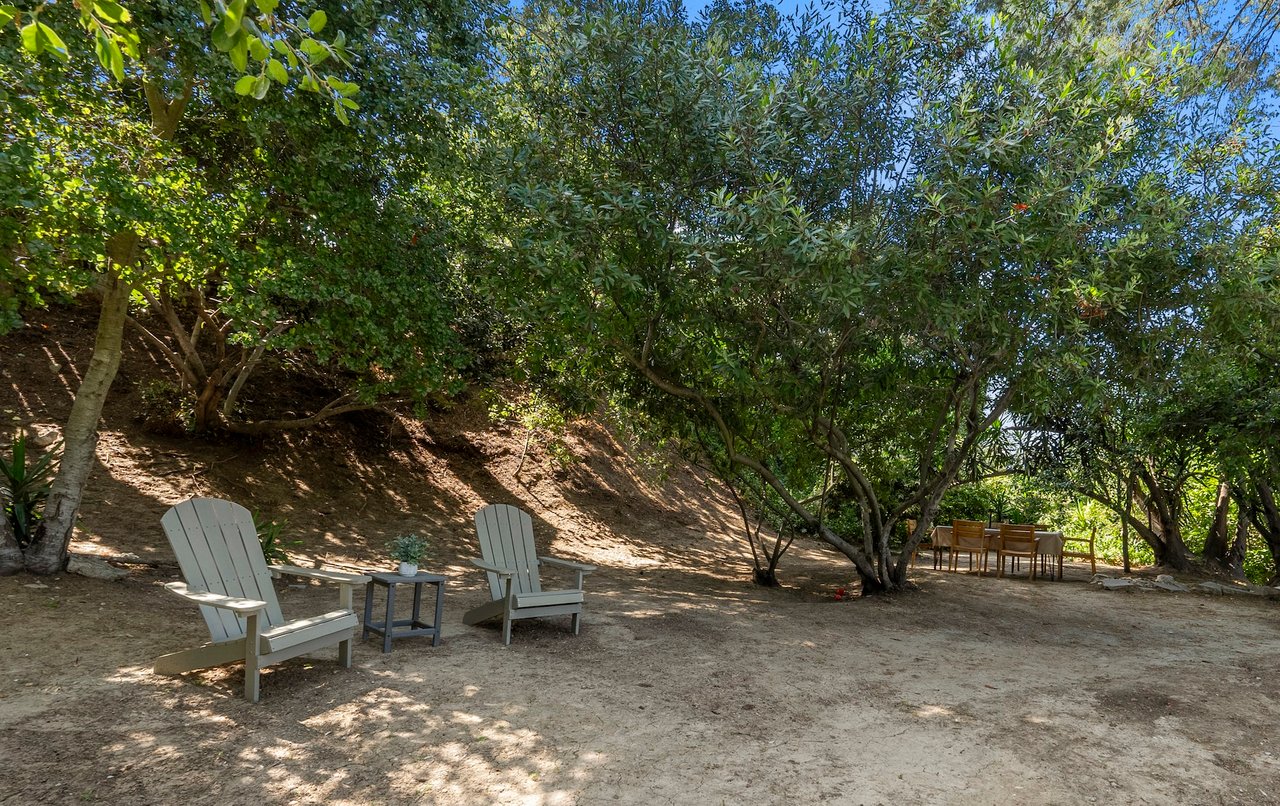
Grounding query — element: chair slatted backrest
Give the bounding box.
[999,523,1038,553]
[475,504,543,600]
[162,497,286,642]
[952,519,987,550]
[1064,526,1096,552]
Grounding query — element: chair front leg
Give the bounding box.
[244,612,262,703]
[502,577,515,646]
[338,582,356,612]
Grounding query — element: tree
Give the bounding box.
[493,0,1231,592]
[0,0,483,578]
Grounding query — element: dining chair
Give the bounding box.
[997,523,1038,580]
[949,520,988,574]
[1059,526,1098,577]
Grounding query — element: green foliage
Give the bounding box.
[935,478,1049,528]
[253,511,296,565]
[388,533,428,564]
[136,379,192,433]
[0,0,359,120]
[489,389,578,468]
[5,0,496,432]
[0,434,59,548]
[490,0,1270,589]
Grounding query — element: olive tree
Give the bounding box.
[493,0,1260,592]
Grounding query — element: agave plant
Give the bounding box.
[0,434,60,549]
[253,512,298,565]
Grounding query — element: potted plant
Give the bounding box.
[389,534,428,577]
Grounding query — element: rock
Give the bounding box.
[1197,581,1246,596]
[1090,574,1111,584]
[67,555,128,581]
[25,423,60,448]
[1100,578,1136,590]
[1152,576,1190,593]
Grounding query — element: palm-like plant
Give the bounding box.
[0,435,60,548]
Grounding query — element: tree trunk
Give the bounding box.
[857,565,891,595]
[1247,480,1280,585]
[0,513,22,575]
[1138,483,1192,571]
[191,375,225,433]
[1225,515,1248,580]
[753,567,780,587]
[1202,481,1232,565]
[20,78,189,575]
[22,272,132,574]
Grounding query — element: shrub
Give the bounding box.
[0,434,59,548]
[253,513,298,565]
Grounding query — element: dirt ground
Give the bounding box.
[2,307,1279,805]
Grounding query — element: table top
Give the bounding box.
[368,571,447,584]
[930,525,1066,555]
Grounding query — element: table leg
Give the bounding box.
[383,583,396,653]
[362,580,375,640]
[432,581,445,646]
[411,581,423,626]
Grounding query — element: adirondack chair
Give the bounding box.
[463,504,596,645]
[154,497,370,702]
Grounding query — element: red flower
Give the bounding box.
[1012,203,1030,213]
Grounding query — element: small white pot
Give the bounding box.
[398,562,418,577]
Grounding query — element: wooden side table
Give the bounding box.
[362,571,446,653]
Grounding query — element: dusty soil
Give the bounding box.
[2,305,1279,805]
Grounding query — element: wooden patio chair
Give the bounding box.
[1059,526,1098,576]
[463,504,596,645]
[154,497,370,702]
[949,519,988,574]
[996,523,1038,580]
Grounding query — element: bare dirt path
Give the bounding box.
[3,540,1279,805]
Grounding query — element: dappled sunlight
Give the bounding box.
[289,686,599,804]
[914,704,955,719]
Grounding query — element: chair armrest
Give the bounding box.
[269,565,371,585]
[539,556,597,573]
[164,582,266,614]
[470,558,515,579]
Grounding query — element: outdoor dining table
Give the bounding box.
[929,525,1066,578]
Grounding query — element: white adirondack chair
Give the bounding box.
[463,504,596,645]
[154,497,370,702]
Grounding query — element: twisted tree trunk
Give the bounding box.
[1201,481,1232,566]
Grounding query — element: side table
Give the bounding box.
[362,571,446,653]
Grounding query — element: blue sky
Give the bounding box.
[682,0,887,19]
